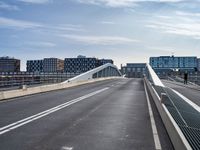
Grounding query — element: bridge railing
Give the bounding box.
[0,72,80,91]
[144,64,193,150]
[0,63,122,100]
[62,63,122,84]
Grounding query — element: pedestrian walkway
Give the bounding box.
[162,79,200,108]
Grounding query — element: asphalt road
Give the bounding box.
[0,78,173,150]
[162,80,200,107]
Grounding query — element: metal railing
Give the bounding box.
[0,63,122,100]
[0,63,122,91]
[144,64,196,150]
[167,75,200,87]
[0,72,80,91]
[63,63,122,84]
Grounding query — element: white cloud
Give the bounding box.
[51,24,85,32]
[147,46,177,53]
[175,11,200,17]
[0,17,42,29]
[0,17,84,33]
[100,21,115,24]
[156,15,173,19]
[76,0,186,8]
[27,41,56,47]
[61,34,139,45]
[147,21,200,39]
[0,1,19,10]
[18,0,51,4]
[146,11,200,40]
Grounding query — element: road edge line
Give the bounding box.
[144,81,162,150]
[0,87,109,135]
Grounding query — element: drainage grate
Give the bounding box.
[180,126,200,150]
[153,86,200,150]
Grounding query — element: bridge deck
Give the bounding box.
[162,80,200,107]
[0,78,173,150]
[161,80,200,149]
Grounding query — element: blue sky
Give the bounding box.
[1,0,200,70]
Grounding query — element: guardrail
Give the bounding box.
[63,63,122,83]
[145,64,165,87]
[144,64,193,150]
[0,63,122,101]
[0,72,80,90]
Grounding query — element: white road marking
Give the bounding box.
[144,82,162,150]
[61,146,73,150]
[171,89,200,113]
[0,87,109,135]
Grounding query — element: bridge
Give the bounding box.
[0,63,199,150]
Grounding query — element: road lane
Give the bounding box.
[0,87,109,135]
[0,78,173,150]
[162,80,200,107]
[0,79,121,127]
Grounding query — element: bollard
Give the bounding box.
[19,85,27,90]
[161,93,168,104]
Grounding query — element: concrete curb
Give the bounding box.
[0,77,122,101]
[144,77,192,150]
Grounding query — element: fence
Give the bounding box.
[0,72,80,89]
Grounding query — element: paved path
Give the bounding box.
[0,78,173,150]
[162,80,200,107]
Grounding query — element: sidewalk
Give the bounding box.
[162,80,200,107]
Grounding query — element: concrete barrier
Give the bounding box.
[0,77,121,101]
[144,77,192,150]
[0,92,4,100]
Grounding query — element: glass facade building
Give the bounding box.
[150,56,198,74]
[43,58,64,73]
[64,57,97,73]
[64,57,114,73]
[27,56,113,74]
[0,57,20,72]
[98,59,113,66]
[121,63,146,78]
[198,58,200,72]
[27,58,64,73]
[27,60,43,73]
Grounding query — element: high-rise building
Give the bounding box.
[150,56,198,74]
[64,56,114,73]
[198,58,200,72]
[27,56,113,74]
[98,59,113,65]
[43,58,64,73]
[64,57,97,73]
[27,60,43,73]
[0,56,20,72]
[121,63,146,78]
[27,58,64,73]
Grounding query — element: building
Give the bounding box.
[121,63,146,78]
[198,58,200,72]
[43,58,64,73]
[150,56,198,75]
[27,58,64,73]
[64,56,114,73]
[27,60,43,73]
[64,57,97,73]
[98,59,113,66]
[0,56,20,72]
[27,56,113,74]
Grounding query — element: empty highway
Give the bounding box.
[0,78,173,150]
